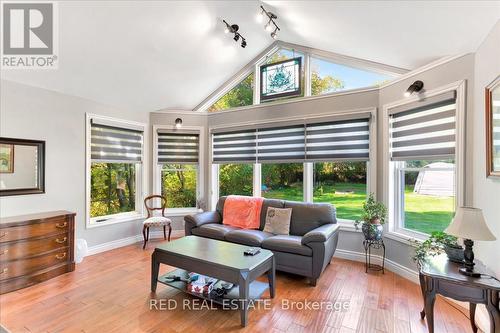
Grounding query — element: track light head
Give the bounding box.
[271,27,279,39]
[404,80,424,97]
[241,39,247,48]
[224,27,229,34]
[257,10,265,23]
[265,21,273,32]
[233,34,240,42]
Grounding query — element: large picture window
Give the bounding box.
[161,164,198,208]
[313,161,367,221]
[88,119,144,225]
[219,163,253,197]
[394,160,455,234]
[261,163,303,201]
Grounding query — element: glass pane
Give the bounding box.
[90,163,136,218]
[219,164,253,197]
[261,58,301,100]
[208,73,254,112]
[261,163,303,201]
[313,161,367,221]
[310,57,393,96]
[402,160,455,234]
[161,164,197,208]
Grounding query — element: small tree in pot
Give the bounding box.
[354,193,388,240]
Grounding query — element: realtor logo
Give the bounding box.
[1,2,58,68]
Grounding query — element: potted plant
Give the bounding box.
[354,193,387,240]
[411,231,464,263]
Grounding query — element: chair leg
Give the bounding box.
[163,225,167,240]
[142,226,147,250]
[168,224,172,242]
[146,227,150,242]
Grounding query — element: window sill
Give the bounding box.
[87,212,144,229]
[165,208,203,217]
[384,230,427,246]
[337,219,360,232]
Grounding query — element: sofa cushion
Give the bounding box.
[262,235,312,256]
[263,207,292,235]
[284,202,336,236]
[191,223,239,240]
[225,229,273,247]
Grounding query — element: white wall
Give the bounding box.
[473,21,500,276]
[0,80,150,247]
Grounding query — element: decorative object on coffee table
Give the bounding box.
[151,236,275,327]
[142,195,172,249]
[354,193,387,241]
[419,254,500,333]
[444,207,496,277]
[363,239,385,274]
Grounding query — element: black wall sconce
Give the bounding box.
[223,20,247,48]
[175,118,182,128]
[404,80,424,97]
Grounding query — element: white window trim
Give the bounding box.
[85,113,148,229]
[152,125,205,215]
[209,108,377,224]
[382,80,467,242]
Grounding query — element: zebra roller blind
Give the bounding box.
[305,118,370,161]
[157,132,199,164]
[91,123,143,162]
[212,115,371,163]
[212,129,257,163]
[257,125,305,162]
[389,91,456,160]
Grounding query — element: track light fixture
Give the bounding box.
[258,5,280,39]
[222,19,247,48]
[404,80,424,97]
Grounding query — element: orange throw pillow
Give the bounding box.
[223,195,264,229]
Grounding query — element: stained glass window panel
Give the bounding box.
[260,57,302,101]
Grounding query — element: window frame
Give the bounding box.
[85,114,147,229]
[382,81,466,242]
[153,125,205,216]
[209,108,377,229]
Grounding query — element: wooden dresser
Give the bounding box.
[0,211,76,294]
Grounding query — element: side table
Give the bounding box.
[363,239,385,273]
[419,254,500,333]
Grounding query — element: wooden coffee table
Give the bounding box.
[151,236,276,327]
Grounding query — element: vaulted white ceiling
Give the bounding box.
[1,1,499,112]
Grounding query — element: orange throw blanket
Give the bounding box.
[223,195,264,229]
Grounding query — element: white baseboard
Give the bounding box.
[333,248,419,284]
[87,230,185,256]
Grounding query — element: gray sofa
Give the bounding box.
[184,196,340,286]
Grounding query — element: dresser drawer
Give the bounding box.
[0,233,69,261]
[0,217,69,243]
[0,247,69,280]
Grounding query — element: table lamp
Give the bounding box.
[444,207,496,277]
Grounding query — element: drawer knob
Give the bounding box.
[1,268,7,274]
[55,253,67,260]
[0,232,6,238]
[55,222,68,229]
[55,237,67,244]
[0,249,8,255]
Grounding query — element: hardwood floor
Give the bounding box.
[0,239,473,333]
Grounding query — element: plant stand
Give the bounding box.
[363,239,385,274]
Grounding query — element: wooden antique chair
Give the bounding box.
[142,195,172,249]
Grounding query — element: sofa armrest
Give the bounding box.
[184,211,221,228]
[301,223,340,245]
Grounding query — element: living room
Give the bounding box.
[0,1,499,332]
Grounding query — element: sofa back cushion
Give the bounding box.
[284,201,336,236]
[217,196,284,230]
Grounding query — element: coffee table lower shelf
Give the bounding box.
[157,268,270,305]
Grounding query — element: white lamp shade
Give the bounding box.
[445,207,496,241]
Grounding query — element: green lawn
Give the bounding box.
[263,182,454,234]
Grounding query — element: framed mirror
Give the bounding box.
[486,76,500,177]
[0,137,45,196]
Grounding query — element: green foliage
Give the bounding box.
[161,164,197,208]
[90,163,136,218]
[311,71,344,95]
[262,163,303,190]
[219,164,253,197]
[354,193,387,230]
[208,74,254,112]
[411,231,459,262]
[314,161,366,184]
